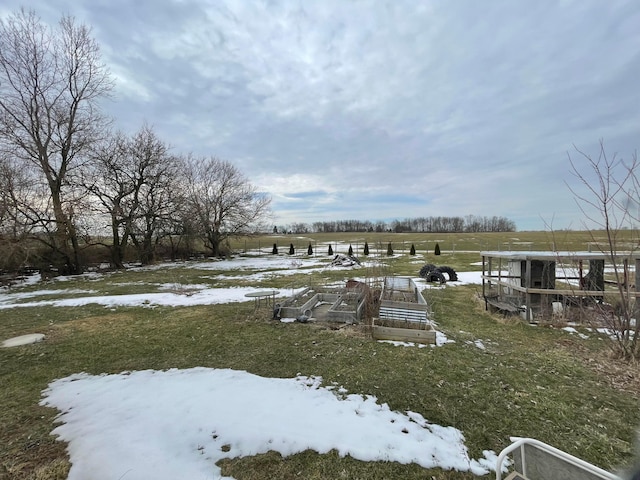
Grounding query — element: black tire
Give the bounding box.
[419,263,437,278]
[436,266,458,282]
[426,270,446,284]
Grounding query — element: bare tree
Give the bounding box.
[0,155,38,271]
[183,156,271,257]
[567,140,640,359]
[0,9,112,274]
[86,125,179,266]
[84,131,133,268]
[126,126,181,265]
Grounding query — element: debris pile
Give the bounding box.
[330,254,361,267]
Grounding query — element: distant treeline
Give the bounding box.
[279,215,516,234]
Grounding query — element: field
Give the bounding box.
[1,230,640,479]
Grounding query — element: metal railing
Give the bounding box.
[495,437,622,480]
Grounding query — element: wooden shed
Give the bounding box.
[481,251,640,322]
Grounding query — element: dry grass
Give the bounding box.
[2,231,640,479]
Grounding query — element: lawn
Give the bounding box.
[1,231,639,479]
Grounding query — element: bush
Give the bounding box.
[434,243,441,255]
[328,245,333,256]
[363,242,369,256]
[410,244,416,255]
[307,243,313,255]
[348,245,353,256]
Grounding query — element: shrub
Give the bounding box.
[307,243,313,255]
[348,245,353,256]
[434,243,441,255]
[363,242,369,256]
[328,245,333,255]
[410,244,416,255]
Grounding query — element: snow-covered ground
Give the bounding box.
[0,255,483,310]
[4,255,501,478]
[41,368,498,480]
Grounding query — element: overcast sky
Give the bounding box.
[2,1,639,231]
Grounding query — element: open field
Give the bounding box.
[1,230,640,479]
[229,229,639,257]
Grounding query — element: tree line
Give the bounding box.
[280,215,516,234]
[0,8,514,277]
[0,9,270,275]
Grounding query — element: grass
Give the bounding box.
[231,229,632,256]
[2,230,640,479]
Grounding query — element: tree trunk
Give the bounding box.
[206,230,225,257]
[50,189,83,275]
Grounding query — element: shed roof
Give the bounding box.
[480,251,640,262]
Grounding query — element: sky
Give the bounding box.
[1,1,640,231]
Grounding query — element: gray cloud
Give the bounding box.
[2,0,640,230]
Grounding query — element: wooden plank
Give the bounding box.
[482,276,635,296]
[486,298,520,313]
[372,325,436,344]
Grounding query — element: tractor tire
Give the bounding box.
[436,266,458,282]
[426,270,446,284]
[419,263,437,278]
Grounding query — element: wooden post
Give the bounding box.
[623,258,629,290]
[578,260,583,286]
[482,255,487,299]
[496,256,502,298]
[636,259,640,319]
[525,259,532,322]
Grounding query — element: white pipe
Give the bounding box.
[495,437,622,480]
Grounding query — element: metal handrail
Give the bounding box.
[495,437,622,480]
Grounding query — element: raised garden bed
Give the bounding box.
[373,276,435,344]
[326,291,365,324]
[378,277,429,327]
[278,288,365,324]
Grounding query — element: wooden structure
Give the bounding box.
[481,251,640,322]
[378,276,429,324]
[371,323,436,344]
[373,277,436,344]
[278,287,366,324]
